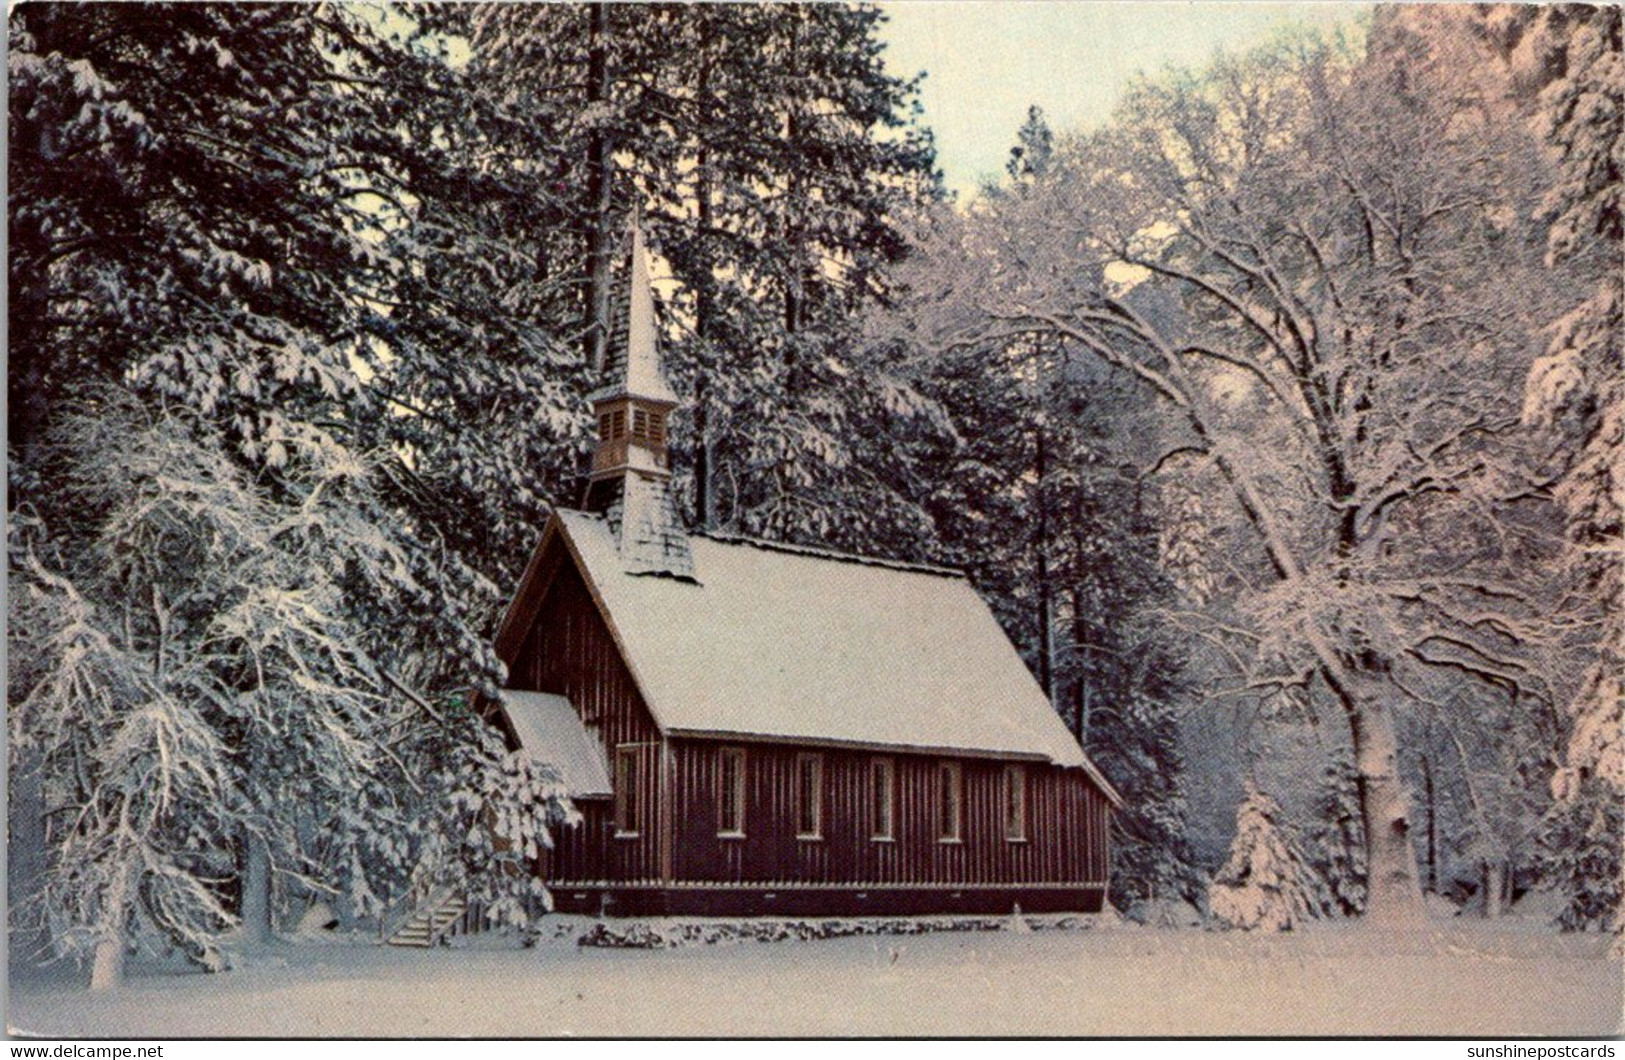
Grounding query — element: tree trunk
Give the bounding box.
[8,753,51,965]
[89,938,124,992]
[782,11,806,348]
[8,168,56,457]
[1068,667,1090,744]
[1033,418,1053,701]
[693,377,713,529]
[1347,696,1428,927]
[692,121,715,529]
[582,1,614,373]
[8,261,51,457]
[238,829,274,942]
[88,869,130,992]
[1069,583,1091,743]
[1481,860,1504,919]
[1422,754,1437,894]
[240,829,274,946]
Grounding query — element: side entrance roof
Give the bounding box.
[495,689,613,799]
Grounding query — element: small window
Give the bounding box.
[598,412,613,439]
[614,746,640,836]
[609,408,627,439]
[871,757,894,841]
[632,407,651,441]
[796,753,823,839]
[1004,764,1027,842]
[938,761,962,843]
[718,747,746,837]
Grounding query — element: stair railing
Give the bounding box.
[379,852,455,943]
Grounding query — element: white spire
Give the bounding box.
[592,219,678,405]
[581,214,695,581]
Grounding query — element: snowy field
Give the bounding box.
[10,918,1622,1038]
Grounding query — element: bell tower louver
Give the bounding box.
[581,222,695,580]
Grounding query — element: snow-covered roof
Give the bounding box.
[496,689,613,798]
[541,510,1120,801]
[612,472,695,579]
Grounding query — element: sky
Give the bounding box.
[877,2,1371,193]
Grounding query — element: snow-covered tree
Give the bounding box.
[1477,3,1624,931]
[408,702,578,932]
[1093,678,1201,920]
[1307,759,1367,917]
[893,24,1577,926]
[6,5,577,984]
[11,398,401,983]
[464,3,942,555]
[10,395,581,985]
[1209,789,1332,932]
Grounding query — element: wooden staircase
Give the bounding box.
[384,886,467,948]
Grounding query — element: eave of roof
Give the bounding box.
[497,689,614,799]
[666,726,1126,804]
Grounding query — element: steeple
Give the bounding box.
[581,221,695,580]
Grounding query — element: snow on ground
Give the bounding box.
[10,918,1622,1038]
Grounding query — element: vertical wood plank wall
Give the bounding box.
[669,739,1109,887]
[520,560,662,884]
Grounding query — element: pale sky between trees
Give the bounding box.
[878,1,1372,191]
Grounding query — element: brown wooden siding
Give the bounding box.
[668,738,1108,887]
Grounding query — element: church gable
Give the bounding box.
[503,529,664,755]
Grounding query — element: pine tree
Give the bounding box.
[1209,789,1333,931]
[1091,683,1200,921]
[466,3,942,554]
[1005,104,1055,182]
[7,4,575,984]
[1541,786,1623,931]
[1478,2,1624,934]
[1058,381,1200,918]
[664,4,941,551]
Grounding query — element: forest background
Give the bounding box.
[7,2,1620,990]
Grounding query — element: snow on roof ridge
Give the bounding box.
[693,528,965,579]
[558,509,961,577]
